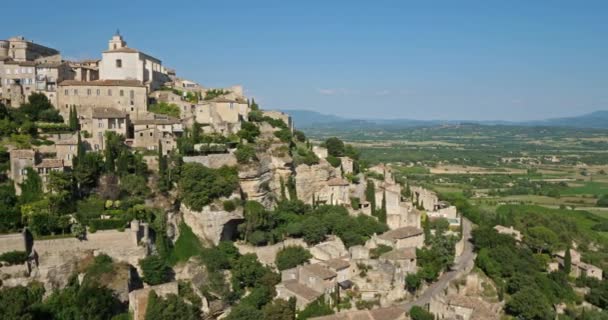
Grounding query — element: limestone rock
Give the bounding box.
[181,203,244,245]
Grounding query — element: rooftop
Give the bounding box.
[380,247,417,260]
[281,280,323,301]
[321,258,350,271]
[10,149,35,158]
[310,307,406,320]
[378,226,423,241]
[302,263,337,280]
[59,79,144,87]
[327,177,350,186]
[92,107,127,119]
[35,159,64,168]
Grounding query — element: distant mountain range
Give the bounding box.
[280,109,608,130]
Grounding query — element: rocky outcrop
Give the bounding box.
[181,202,244,245]
[295,161,340,205]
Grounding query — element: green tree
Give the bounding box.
[275,246,312,271]
[564,246,572,274]
[140,255,171,285]
[409,306,434,320]
[405,273,422,293]
[301,217,328,245]
[145,292,199,320]
[526,226,559,253]
[262,298,296,320]
[178,163,239,211]
[506,287,555,320]
[20,167,43,204]
[365,179,376,215]
[324,137,345,157]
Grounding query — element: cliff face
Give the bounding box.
[181,202,244,246]
[294,161,340,205]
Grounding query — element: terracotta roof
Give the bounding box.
[321,258,350,271]
[103,47,139,53]
[59,79,144,87]
[302,263,337,280]
[36,62,66,68]
[327,177,350,186]
[132,116,180,125]
[35,159,64,168]
[310,307,405,320]
[4,61,36,66]
[380,247,416,260]
[10,149,35,158]
[281,280,323,301]
[92,107,127,119]
[378,226,423,241]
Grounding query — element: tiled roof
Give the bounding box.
[321,258,350,271]
[10,149,35,158]
[4,61,36,66]
[92,107,127,119]
[35,159,64,168]
[378,226,423,241]
[59,79,144,87]
[327,177,350,186]
[281,280,323,301]
[380,247,416,260]
[133,116,180,125]
[310,307,405,320]
[302,263,337,280]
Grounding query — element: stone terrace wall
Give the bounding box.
[235,238,308,267]
[0,232,27,255]
[183,153,237,169]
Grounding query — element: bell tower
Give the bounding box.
[108,29,127,51]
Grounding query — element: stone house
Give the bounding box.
[57,79,148,121]
[35,61,74,106]
[326,177,351,205]
[319,258,352,284]
[369,226,424,250]
[54,135,78,167]
[193,97,249,134]
[339,157,354,175]
[263,110,293,131]
[0,36,60,63]
[493,225,523,242]
[276,263,338,309]
[310,307,407,320]
[9,149,36,195]
[430,294,500,320]
[99,33,169,91]
[131,115,183,153]
[82,107,128,151]
[378,247,417,276]
[411,186,439,211]
[69,59,100,82]
[34,159,66,192]
[0,60,37,107]
[554,249,603,280]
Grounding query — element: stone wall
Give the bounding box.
[183,153,237,169]
[129,282,179,320]
[235,238,308,267]
[0,232,27,255]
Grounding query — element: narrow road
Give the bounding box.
[397,217,476,311]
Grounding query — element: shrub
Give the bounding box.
[370,244,392,259]
[223,200,237,212]
[275,246,312,271]
[149,102,180,118]
[140,255,171,285]
[326,155,341,168]
[88,219,126,231]
[409,306,434,320]
[178,164,239,211]
[235,144,256,164]
[0,251,28,265]
[273,128,292,143]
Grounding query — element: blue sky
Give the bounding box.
[3,0,607,120]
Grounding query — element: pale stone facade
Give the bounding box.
[430,294,500,320]
[82,107,128,151]
[9,149,36,195]
[192,98,249,134]
[0,36,60,62]
[310,307,407,320]
[132,115,183,153]
[368,226,424,250]
[276,263,338,309]
[554,249,603,280]
[99,33,169,91]
[57,79,148,120]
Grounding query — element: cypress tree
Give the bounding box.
[365,179,376,215]
[279,176,286,201]
[72,106,79,130]
[379,190,387,223]
[68,106,74,130]
[564,246,572,274]
[158,140,167,174]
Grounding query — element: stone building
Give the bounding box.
[493,225,522,242]
[131,115,183,153]
[54,135,78,167]
[69,59,100,82]
[411,186,439,211]
[310,307,407,320]
[0,36,60,62]
[34,159,66,192]
[326,177,351,205]
[9,149,36,195]
[263,110,293,131]
[554,249,603,280]
[81,107,128,151]
[192,97,250,134]
[369,226,424,250]
[276,263,339,309]
[99,32,169,91]
[0,60,36,107]
[430,294,500,320]
[57,79,147,120]
[128,282,179,320]
[35,61,74,106]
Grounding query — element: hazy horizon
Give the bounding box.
[4,1,607,121]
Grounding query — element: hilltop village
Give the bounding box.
[0,34,603,320]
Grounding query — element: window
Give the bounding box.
[130,90,134,99]
[116,59,122,68]
[120,90,124,96]
[87,89,91,96]
[97,89,100,96]
[15,68,19,74]
[6,69,10,74]
[67,154,71,160]
[139,132,143,137]
[64,89,68,95]
[73,89,78,95]
[150,132,153,137]
[108,89,112,96]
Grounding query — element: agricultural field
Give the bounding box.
[306,124,608,217]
